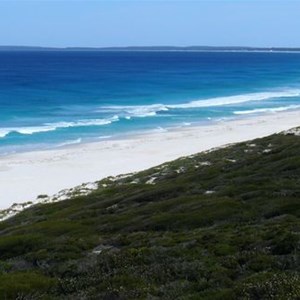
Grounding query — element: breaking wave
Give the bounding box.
[0,116,119,138]
[168,90,300,109]
[234,104,300,115]
[99,89,300,117]
[1,89,300,140]
[97,104,169,118]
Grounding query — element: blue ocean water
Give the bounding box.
[1,50,300,155]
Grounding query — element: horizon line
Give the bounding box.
[1,45,300,49]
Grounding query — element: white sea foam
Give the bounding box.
[99,104,168,118]
[97,135,112,140]
[0,116,119,138]
[130,104,168,117]
[99,89,300,118]
[168,90,300,109]
[56,138,82,148]
[234,104,300,115]
[155,126,168,133]
[0,126,57,137]
[1,89,300,139]
[0,129,14,138]
[45,115,119,128]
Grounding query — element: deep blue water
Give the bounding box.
[1,51,300,154]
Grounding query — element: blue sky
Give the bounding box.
[0,1,299,47]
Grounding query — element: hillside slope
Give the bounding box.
[0,129,300,299]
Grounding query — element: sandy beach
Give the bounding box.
[0,110,299,209]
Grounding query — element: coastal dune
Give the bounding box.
[0,110,300,209]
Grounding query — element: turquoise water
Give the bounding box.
[1,51,300,154]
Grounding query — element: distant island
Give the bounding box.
[1,45,300,52]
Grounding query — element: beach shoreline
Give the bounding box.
[1,110,300,209]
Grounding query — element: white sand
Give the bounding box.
[0,110,299,209]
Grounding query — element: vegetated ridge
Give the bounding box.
[0,128,300,299]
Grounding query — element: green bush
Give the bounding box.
[236,272,300,299]
[0,272,56,299]
[0,234,43,259]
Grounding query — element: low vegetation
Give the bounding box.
[0,129,300,299]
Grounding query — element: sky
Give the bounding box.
[0,0,299,48]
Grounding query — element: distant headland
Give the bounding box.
[1,46,300,52]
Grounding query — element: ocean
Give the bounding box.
[1,50,300,155]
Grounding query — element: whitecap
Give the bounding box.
[0,116,119,138]
[168,90,300,109]
[97,104,169,118]
[97,89,300,118]
[233,104,300,115]
[0,129,13,138]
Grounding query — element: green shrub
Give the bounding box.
[0,234,43,259]
[0,272,56,299]
[236,272,300,299]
